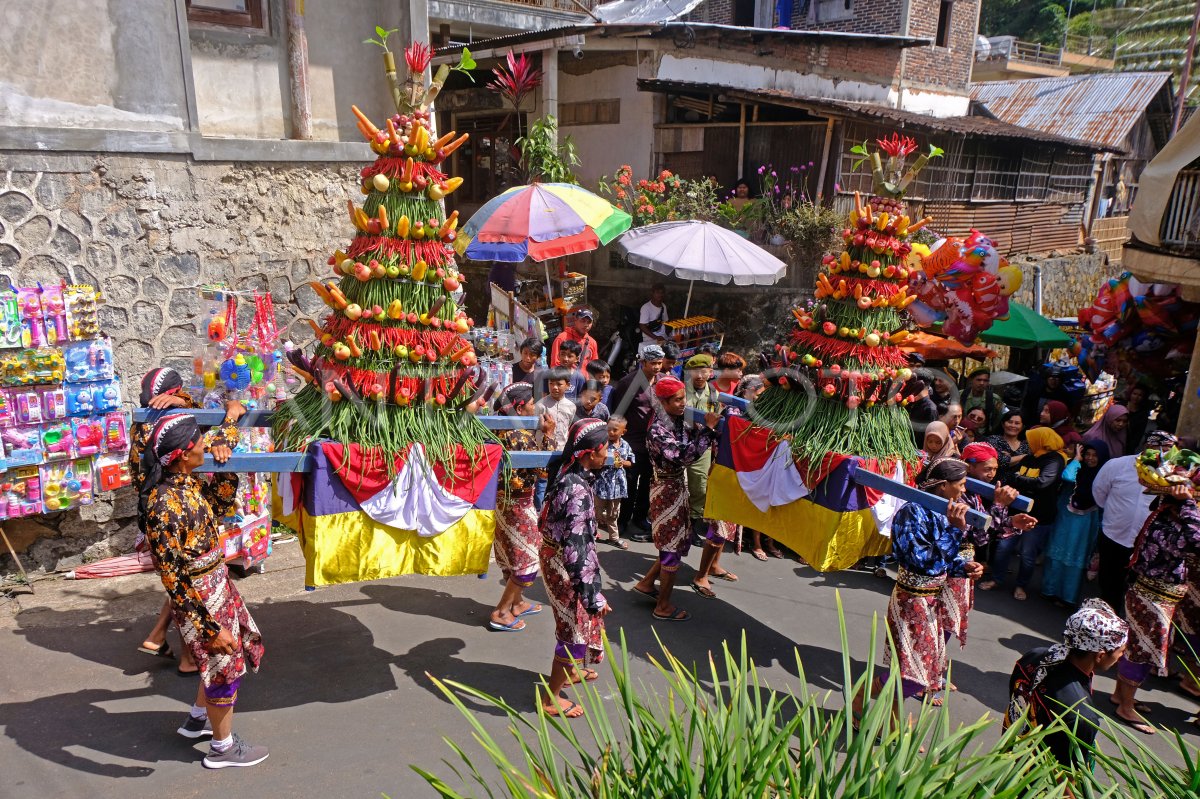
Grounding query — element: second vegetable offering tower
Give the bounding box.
[753,134,940,478]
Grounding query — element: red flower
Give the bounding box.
[487,51,543,109]
[876,132,917,158]
[405,42,432,73]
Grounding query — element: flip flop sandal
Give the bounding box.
[138,641,172,658]
[766,548,785,559]
[516,604,543,617]
[710,571,738,582]
[691,582,717,599]
[1109,696,1153,714]
[603,538,630,549]
[632,585,659,600]
[544,699,585,719]
[652,608,691,622]
[751,550,769,562]
[488,618,527,632]
[177,667,199,677]
[1117,714,1156,735]
[567,668,600,684]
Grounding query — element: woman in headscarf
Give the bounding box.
[857,459,981,712]
[1083,403,1129,458]
[1041,440,1111,608]
[1113,475,1200,734]
[537,418,612,719]
[985,409,1032,484]
[140,414,267,767]
[633,377,720,622]
[917,421,959,481]
[1039,399,1082,451]
[1005,599,1128,768]
[132,368,243,673]
[488,383,555,632]
[694,374,763,596]
[998,427,1067,601]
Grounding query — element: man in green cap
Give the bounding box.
[684,353,718,540]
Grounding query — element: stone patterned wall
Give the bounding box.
[0,150,361,573]
[1010,251,1109,319]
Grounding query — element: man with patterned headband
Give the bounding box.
[537,418,612,719]
[140,413,267,768]
[1006,599,1128,769]
[131,367,244,673]
[632,377,719,622]
[885,459,982,704]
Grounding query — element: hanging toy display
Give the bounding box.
[1077,271,1200,383]
[0,283,129,518]
[905,229,1023,345]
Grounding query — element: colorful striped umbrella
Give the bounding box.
[456,183,632,262]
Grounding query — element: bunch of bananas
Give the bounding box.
[1136,446,1200,490]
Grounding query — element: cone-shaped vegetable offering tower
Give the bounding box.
[272,42,493,471]
[752,134,942,478]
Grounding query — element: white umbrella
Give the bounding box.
[615,220,787,316]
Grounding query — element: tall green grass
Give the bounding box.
[410,596,1198,798]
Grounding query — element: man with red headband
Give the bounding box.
[632,377,720,621]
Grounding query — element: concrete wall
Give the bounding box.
[0,0,403,146]
[0,0,189,133]
[559,61,657,188]
[1011,250,1109,319]
[188,0,402,141]
[0,151,363,571]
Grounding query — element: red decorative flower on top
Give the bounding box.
[405,42,432,73]
[876,132,917,158]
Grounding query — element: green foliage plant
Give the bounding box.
[516,116,581,185]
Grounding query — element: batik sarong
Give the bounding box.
[651,470,691,571]
[885,568,947,697]
[494,490,540,586]
[1123,575,1186,680]
[173,548,264,706]
[539,539,604,665]
[939,545,974,651]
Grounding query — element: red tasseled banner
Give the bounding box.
[791,330,909,368]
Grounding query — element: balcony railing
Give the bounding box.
[975,35,1115,67]
[1160,168,1200,253]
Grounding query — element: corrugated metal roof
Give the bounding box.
[970,72,1173,151]
[639,79,1108,151]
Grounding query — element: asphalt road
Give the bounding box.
[3,539,1198,798]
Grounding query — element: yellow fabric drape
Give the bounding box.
[704,464,891,572]
[274,493,494,587]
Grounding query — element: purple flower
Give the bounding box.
[834,183,842,192]
[790,166,800,173]
[757,165,765,174]
[808,161,814,167]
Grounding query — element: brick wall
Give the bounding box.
[687,0,976,95]
[901,0,978,93]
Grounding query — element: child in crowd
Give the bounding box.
[661,342,682,380]
[512,337,544,385]
[586,359,612,405]
[534,368,576,509]
[594,416,634,550]
[573,380,610,424]
[554,340,587,399]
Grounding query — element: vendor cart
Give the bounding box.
[665,316,725,358]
